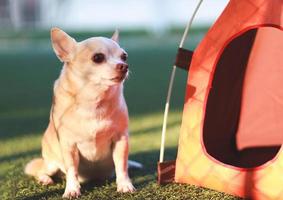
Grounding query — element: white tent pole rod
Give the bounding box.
[159,0,204,163]
[179,0,204,48]
[159,65,177,163]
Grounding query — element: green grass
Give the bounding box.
[0,31,242,199]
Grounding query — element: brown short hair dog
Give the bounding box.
[25,28,134,198]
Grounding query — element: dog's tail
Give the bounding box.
[128,160,143,169]
[24,158,44,177]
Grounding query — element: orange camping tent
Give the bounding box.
[158,0,283,199]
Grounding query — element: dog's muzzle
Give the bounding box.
[111,64,129,82]
[116,63,128,73]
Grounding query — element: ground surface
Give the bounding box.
[0,31,242,199]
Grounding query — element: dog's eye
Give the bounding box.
[121,53,128,62]
[92,53,105,64]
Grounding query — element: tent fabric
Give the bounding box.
[174,0,283,199]
[236,27,283,150]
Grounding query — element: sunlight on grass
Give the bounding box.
[0,109,182,183]
[0,110,184,199]
[1,134,41,157]
[0,109,182,158]
[130,110,182,154]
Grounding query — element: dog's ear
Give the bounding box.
[111,29,119,43]
[51,27,77,62]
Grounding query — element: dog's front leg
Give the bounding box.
[113,133,135,193]
[60,140,81,198]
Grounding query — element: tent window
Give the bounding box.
[202,28,281,168]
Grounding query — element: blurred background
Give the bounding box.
[0,0,229,156]
[0,0,230,145]
[0,0,227,31]
[0,0,229,187]
[0,0,228,112]
[0,0,229,51]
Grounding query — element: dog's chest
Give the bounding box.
[73,116,113,162]
[60,102,124,136]
[77,133,113,162]
[74,108,127,162]
[55,86,128,161]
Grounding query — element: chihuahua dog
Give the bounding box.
[25,27,135,198]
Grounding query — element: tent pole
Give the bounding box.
[159,0,204,163]
[160,65,177,163]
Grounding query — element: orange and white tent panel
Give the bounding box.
[175,0,283,199]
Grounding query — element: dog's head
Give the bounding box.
[51,27,128,86]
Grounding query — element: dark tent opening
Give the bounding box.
[203,27,282,168]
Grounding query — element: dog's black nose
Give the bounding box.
[116,63,128,72]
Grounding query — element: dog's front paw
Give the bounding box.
[63,181,81,199]
[117,177,135,193]
[63,187,81,199]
